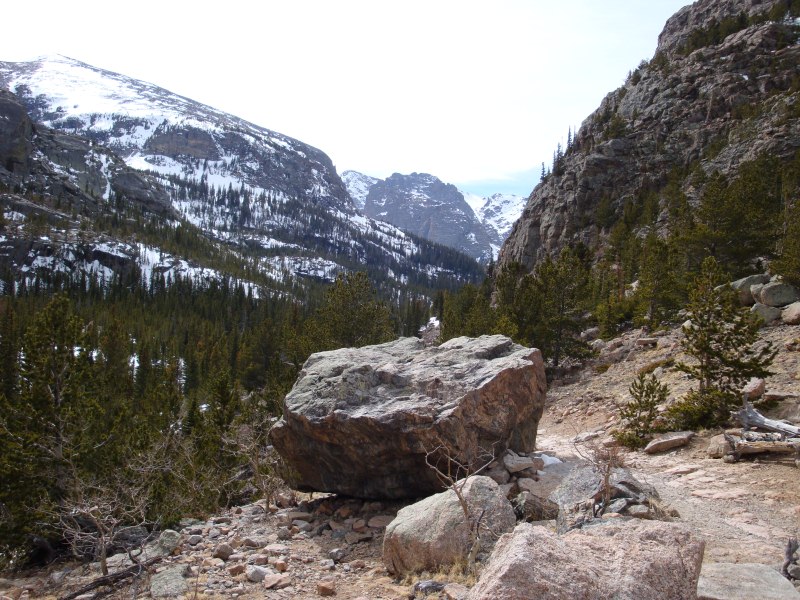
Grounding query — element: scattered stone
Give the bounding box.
[743,377,767,399]
[624,504,653,519]
[751,303,782,326]
[276,526,292,540]
[202,557,224,568]
[484,460,511,484]
[635,337,659,347]
[150,567,188,598]
[644,431,695,454]
[707,435,734,459]
[697,562,800,600]
[467,521,704,600]
[782,302,800,326]
[367,515,394,529]
[186,534,202,546]
[502,450,544,474]
[245,565,271,583]
[264,543,290,555]
[317,578,337,596]
[228,564,246,577]
[319,559,336,570]
[212,543,234,561]
[156,530,182,556]
[272,559,288,572]
[269,335,547,499]
[263,573,291,590]
[329,548,347,562]
[383,475,516,575]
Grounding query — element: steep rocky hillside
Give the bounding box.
[0,57,483,295]
[499,0,800,271]
[343,170,525,261]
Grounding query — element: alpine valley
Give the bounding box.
[0,55,485,298]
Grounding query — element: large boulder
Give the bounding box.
[467,521,704,600]
[727,274,770,305]
[269,335,547,499]
[758,281,800,307]
[382,476,515,576]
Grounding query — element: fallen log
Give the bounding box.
[58,555,163,600]
[733,440,800,456]
[737,400,800,437]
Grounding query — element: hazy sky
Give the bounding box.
[1,1,689,196]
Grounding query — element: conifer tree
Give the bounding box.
[670,257,776,428]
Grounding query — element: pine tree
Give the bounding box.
[669,257,776,428]
[615,373,669,448]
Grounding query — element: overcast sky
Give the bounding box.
[1,1,689,196]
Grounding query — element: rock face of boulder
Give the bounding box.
[467,521,705,600]
[697,562,800,600]
[269,335,547,499]
[382,476,516,576]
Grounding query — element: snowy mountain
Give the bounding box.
[0,56,483,293]
[341,170,378,211]
[342,170,525,261]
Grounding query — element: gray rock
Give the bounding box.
[270,335,547,499]
[156,530,182,556]
[150,567,187,598]
[383,476,516,576]
[759,281,799,308]
[484,461,511,485]
[186,534,202,546]
[707,434,733,459]
[212,543,234,561]
[553,463,658,533]
[329,548,347,562]
[742,377,766,399]
[728,274,771,305]
[782,302,800,326]
[644,431,694,454]
[751,303,782,326]
[246,565,271,583]
[467,521,704,600]
[697,563,800,600]
[502,450,544,474]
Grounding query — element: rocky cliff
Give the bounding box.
[499,0,800,272]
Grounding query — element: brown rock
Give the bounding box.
[467,521,704,600]
[707,434,733,459]
[443,583,469,600]
[263,573,291,590]
[367,515,394,529]
[269,335,547,499]
[317,578,337,596]
[212,543,234,561]
[228,564,246,577]
[697,562,800,600]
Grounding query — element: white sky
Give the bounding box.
[1,1,689,196]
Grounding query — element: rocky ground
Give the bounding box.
[2,322,799,600]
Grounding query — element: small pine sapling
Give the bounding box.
[614,372,669,449]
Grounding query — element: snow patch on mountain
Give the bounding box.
[341,170,378,210]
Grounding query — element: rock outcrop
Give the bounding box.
[269,335,547,499]
[382,476,515,576]
[499,0,800,272]
[467,521,705,600]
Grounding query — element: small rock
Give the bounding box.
[246,565,271,583]
[265,543,290,555]
[743,377,766,399]
[202,557,224,568]
[212,543,234,561]
[273,559,288,572]
[707,434,734,459]
[276,526,293,540]
[157,530,182,556]
[351,518,367,531]
[263,573,291,590]
[484,460,511,484]
[228,563,245,576]
[320,559,336,570]
[329,548,348,562]
[367,515,394,529]
[635,337,658,347]
[623,504,652,519]
[644,431,695,454]
[187,534,203,546]
[503,450,544,473]
[317,578,337,596]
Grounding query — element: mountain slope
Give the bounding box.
[0,56,483,293]
[498,0,800,271]
[343,170,524,261]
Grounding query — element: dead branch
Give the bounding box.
[58,555,163,600]
[737,400,800,438]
